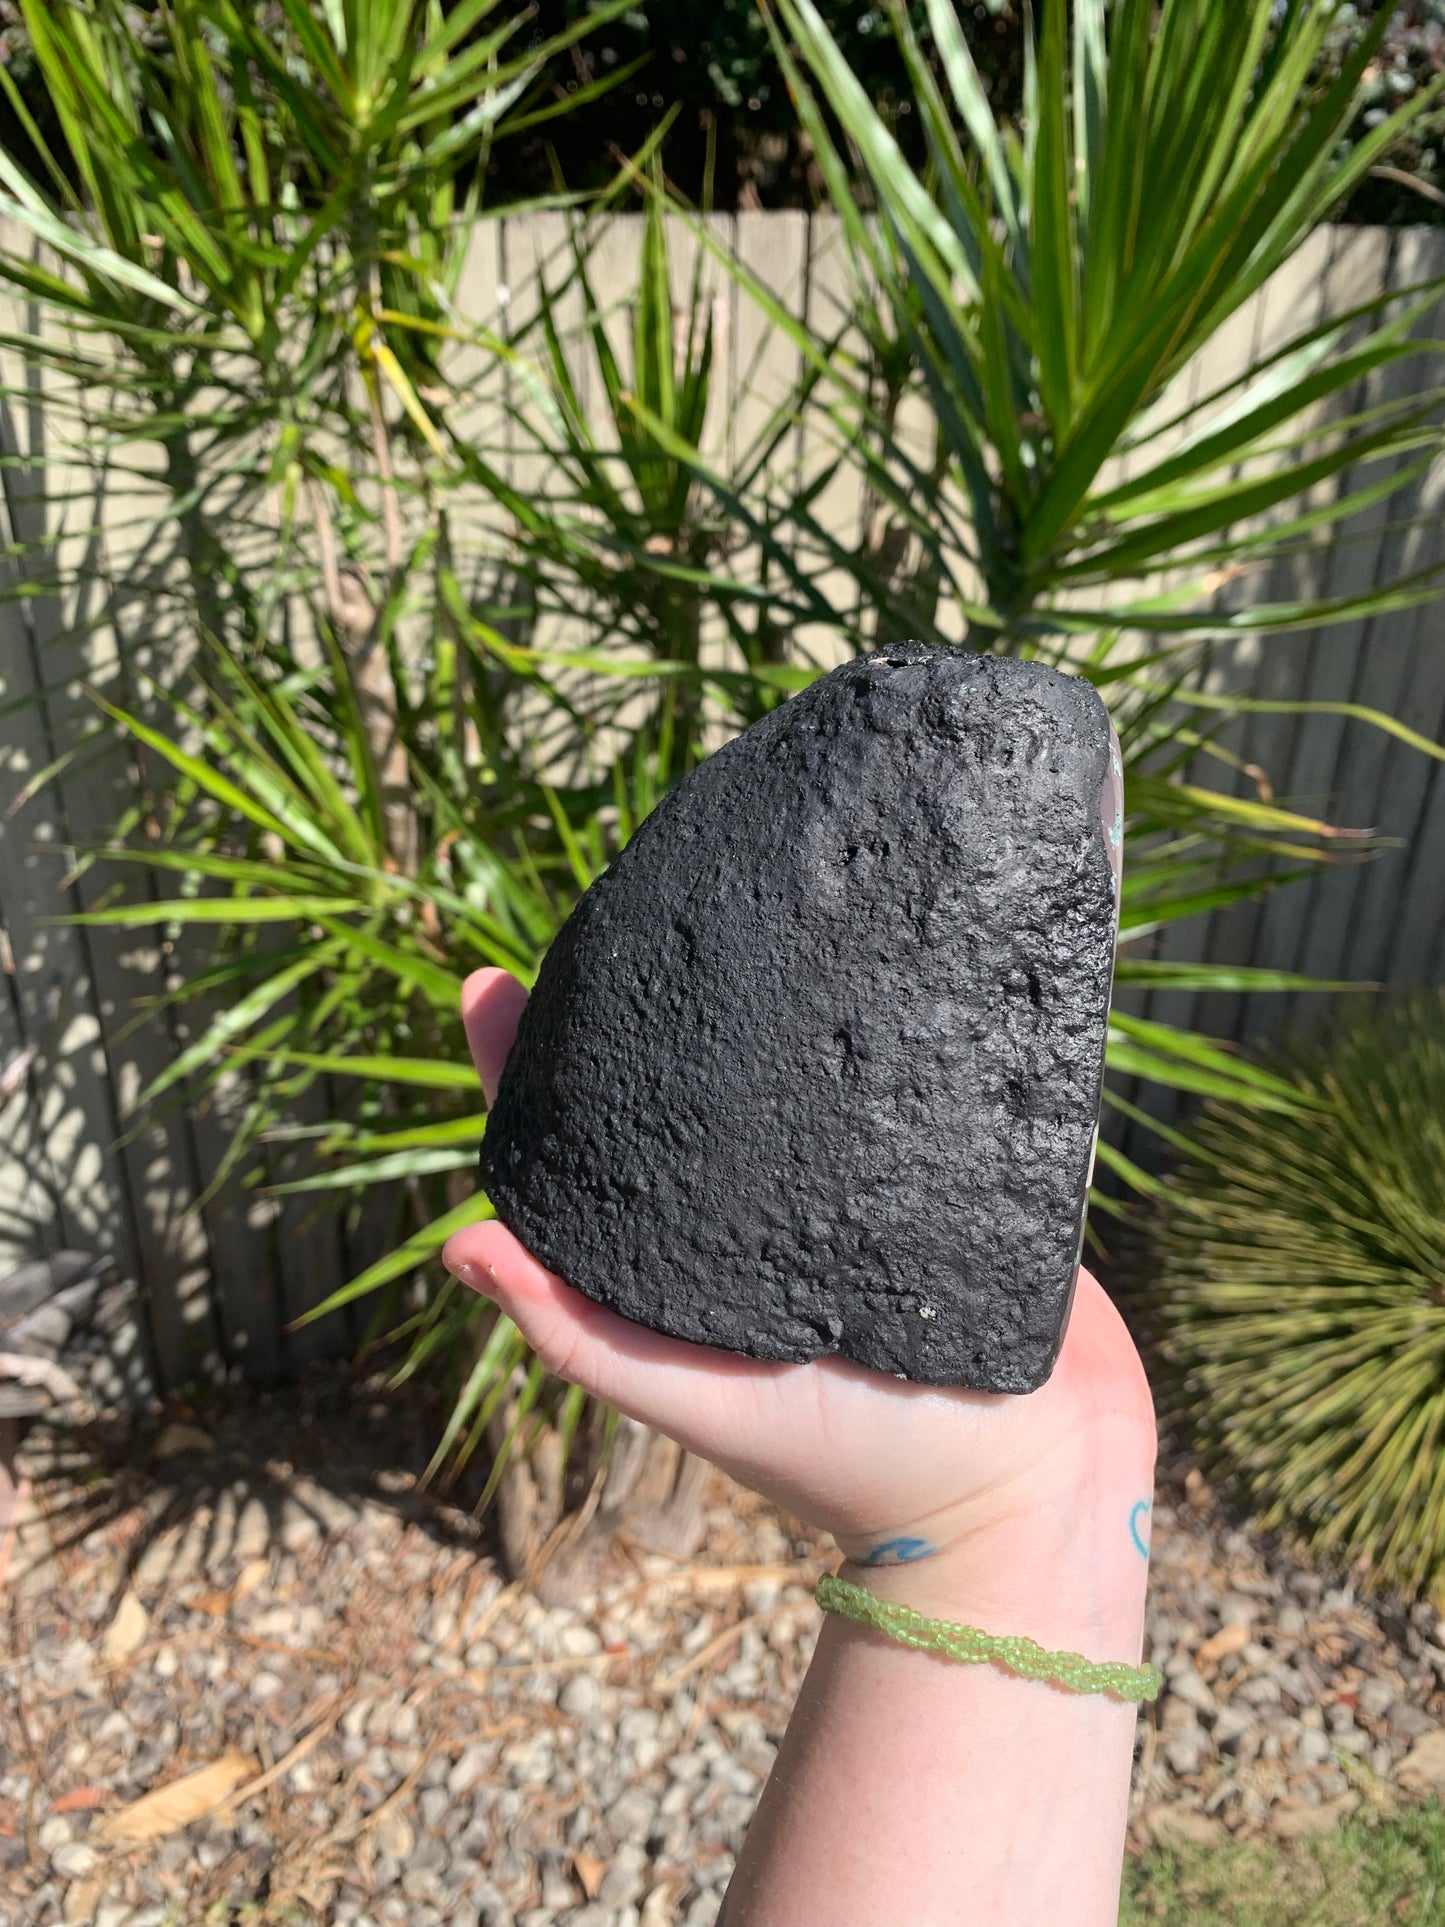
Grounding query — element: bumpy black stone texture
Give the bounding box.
[479,645,1119,1391]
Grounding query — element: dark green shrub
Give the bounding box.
[1150,993,1445,1603]
[495,0,1025,206]
[493,0,1445,216]
[7,2,1435,216]
[1334,0,1445,224]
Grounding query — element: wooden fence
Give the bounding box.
[1,214,1443,1388]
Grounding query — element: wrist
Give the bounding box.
[834,1462,1154,1660]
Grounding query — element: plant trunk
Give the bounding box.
[489,1403,710,1607]
[306,478,418,876]
[162,418,250,658]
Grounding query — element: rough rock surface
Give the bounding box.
[481,645,1118,1391]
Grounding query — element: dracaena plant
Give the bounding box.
[755,0,1445,636]
[450,177,826,792]
[648,0,1445,1170]
[0,0,646,1467]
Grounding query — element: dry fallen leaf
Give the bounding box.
[574,1849,606,1900]
[1196,1621,1250,1668]
[63,1877,103,1926]
[233,1559,270,1604]
[101,1590,149,1665]
[1141,1802,1226,1849]
[97,1751,255,1842]
[50,1787,105,1815]
[1271,1792,1360,1839]
[1397,1728,1445,1793]
[640,1876,687,1926]
[152,1421,214,1461]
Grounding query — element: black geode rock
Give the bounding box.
[479,645,1120,1391]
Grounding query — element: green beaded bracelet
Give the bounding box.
[816,1573,1162,1704]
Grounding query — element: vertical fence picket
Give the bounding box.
[41,426,223,1387]
[1191,227,1346,1050]
[1121,278,1278,1147]
[1108,314,1220,1165]
[731,211,809,483]
[796,212,866,673]
[1185,259,1292,1059]
[1306,231,1445,1003]
[1383,644,1445,985]
[0,264,140,1280]
[730,211,809,682]
[1242,228,1399,1046]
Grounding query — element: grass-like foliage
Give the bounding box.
[1121,1797,1445,1926]
[1150,992,1445,1603]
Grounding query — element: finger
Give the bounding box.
[462,968,530,1107]
[442,1218,790,1464]
[1053,1269,1157,1444]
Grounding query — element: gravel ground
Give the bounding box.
[5,1372,1445,1926]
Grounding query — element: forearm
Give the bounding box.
[720,1469,1152,1927]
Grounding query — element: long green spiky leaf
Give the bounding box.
[294,1193,495,1323]
[227,1044,480,1089]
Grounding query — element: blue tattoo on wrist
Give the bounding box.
[1129,1498,1152,1560]
[859,1536,936,1566]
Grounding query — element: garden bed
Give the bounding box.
[4,1370,1445,1926]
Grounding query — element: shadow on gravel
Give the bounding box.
[6,1360,496,1610]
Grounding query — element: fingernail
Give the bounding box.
[442,1246,493,1294]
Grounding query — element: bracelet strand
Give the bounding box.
[816,1573,1162,1704]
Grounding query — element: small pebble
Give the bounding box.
[1163,1725,1211,1776]
[1237,1674,1283,1707]
[448,1742,494,1798]
[419,1785,450,1832]
[1169,1668,1216,1714]
[406,1836,448,1877]
[1211,1707,1256,1754]
[600,1843,650,1908]
[1390,1704,1435,1744]
[1358,1677,1395,1719]
[52,1841,99,1878]
[560,1671,602,1718]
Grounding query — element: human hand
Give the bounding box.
[444,967,1157,1641]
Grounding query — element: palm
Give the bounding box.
[445,970,1154,1560]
